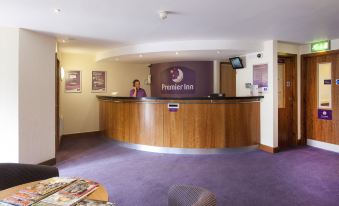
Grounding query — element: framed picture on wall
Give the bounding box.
[65,70,82,93]
[92,71,107,93]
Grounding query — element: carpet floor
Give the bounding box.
[56,135,339,206]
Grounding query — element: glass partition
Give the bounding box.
[318,62,332,109]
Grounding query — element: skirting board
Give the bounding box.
[307,139,339,153]
[259,144,279,153]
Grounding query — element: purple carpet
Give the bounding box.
[56,135,339,206]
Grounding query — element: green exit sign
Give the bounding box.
[311,40,331,52]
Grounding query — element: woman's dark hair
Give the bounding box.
[133,79,140,86]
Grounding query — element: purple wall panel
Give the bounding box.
[150,61,214,97]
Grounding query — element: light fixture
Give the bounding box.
[54,8,62,14]
[159,11,168,20]
[217,51,221,54]
[175,51,179,55]
[60,67,65,81]
[139,54,143,58]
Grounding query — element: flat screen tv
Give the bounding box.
[229,57,244,69]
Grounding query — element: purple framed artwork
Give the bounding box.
[318,109,332,120]
[253,64,268,90]
[65,70,81,93]
[92,71,107,93]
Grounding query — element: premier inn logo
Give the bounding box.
[161,66,195,94]
[170,67,184,83]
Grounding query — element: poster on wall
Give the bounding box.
[253,64,268,92]
[65,70,81,93]
[92,71,106,93]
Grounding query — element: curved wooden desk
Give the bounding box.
[98,96,263,149]
[0,181,108,201]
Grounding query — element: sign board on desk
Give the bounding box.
[168,103,180,112]
[318,109,332,120]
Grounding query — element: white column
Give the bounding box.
[213,60,220,93]
[260,40,278,148]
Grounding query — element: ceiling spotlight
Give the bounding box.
[159,11,168,20]
[217,51,221,54]
[139,54,143,58]
[54,8,62,14]
[175,51,179,55]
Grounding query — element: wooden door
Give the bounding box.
[301,51,339,145]
[220,63,236,97]
[278,56,298,148]
[55,55,60,151]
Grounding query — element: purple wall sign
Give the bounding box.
[253,64,268,88]
[150,61,213,97]
[324,79,332,84]
[318,109,332,120]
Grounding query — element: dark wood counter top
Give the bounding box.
[97,95,264,101]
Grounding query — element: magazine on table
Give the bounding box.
[38,179,99,206]
[0,196,33,206]
[0,177,76,206]
[21,177,77,196]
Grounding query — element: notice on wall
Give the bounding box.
[65,70,81,93]
[253,64,268,93]
[318,109,332,120]
[92,71,106,93]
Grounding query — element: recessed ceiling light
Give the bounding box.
[175,51,179,55]
[54,8,62,14]
[217,51,221,54]
[139,54,143,58]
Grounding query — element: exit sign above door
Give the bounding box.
[311,40,331,52]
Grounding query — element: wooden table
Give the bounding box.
[0,180,108,202]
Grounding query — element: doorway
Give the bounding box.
[278,54,298,148]
[220,62,236,97]
[301,50,339,145]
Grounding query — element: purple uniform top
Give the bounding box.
[130,88,147,97]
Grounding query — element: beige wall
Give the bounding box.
[18,30,56,164]
[59,52,150,135]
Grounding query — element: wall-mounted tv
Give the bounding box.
[229,57,244,69]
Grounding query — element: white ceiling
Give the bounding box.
[1,0,339,61]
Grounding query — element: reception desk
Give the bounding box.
[97,96,263,150]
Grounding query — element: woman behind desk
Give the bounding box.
[130,79,147,97]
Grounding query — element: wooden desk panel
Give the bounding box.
[99,99,260,149]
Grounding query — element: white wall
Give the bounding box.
[236,40,278,148]
[59,53,151,135]
[0,28,55,164]
[0,28,20,163]
[18,30,56,164]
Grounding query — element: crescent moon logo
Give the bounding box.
[172,69,184,83]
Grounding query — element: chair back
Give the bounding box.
[168,184,217,206]
[0,163,59,190]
